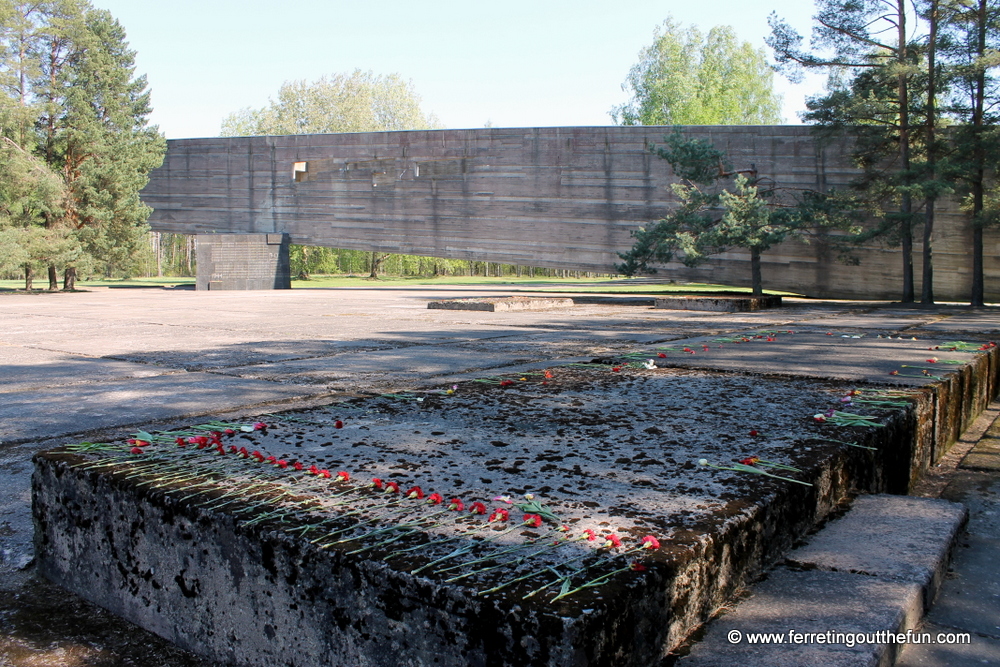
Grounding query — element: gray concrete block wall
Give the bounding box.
[142,126,995,301]
[194,233,291,290]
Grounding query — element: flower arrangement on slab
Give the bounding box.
[62,416,658,603]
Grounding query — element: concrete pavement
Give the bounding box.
[2,284,1000,666]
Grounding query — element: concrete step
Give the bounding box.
[678,494,968,667]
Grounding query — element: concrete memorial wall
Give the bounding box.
[141,126,996,300]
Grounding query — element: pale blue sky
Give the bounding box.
[89,1,824,139]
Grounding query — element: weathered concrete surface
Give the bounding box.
[654,295,782,312]
[196,233,291,290]
[3,287,1000,666]
[959,417,1000,471]
[899,469,1000,665]
[32,366,922,666]
[0,372,328,444]
[427,296,575,311]
[786,495,967,610]
[679,568,925,667]
[141,126,1000,301]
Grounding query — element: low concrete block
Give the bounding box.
[680,569,925,667]
[654,295,782,312]
[32,367,925,667]
[786,495,967,611]
[428,297,575,312]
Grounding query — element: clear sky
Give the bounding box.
[88,1,825,139]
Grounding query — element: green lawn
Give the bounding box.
[0,274,798,296]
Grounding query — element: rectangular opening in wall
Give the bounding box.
[293,162,308,182]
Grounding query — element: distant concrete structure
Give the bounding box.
[195,233,290,290]
[141,126,996,301]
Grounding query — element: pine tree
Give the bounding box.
[0,0,164,289]
[769,0,924,302]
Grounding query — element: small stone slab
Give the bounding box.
[680,569,924,667]
[655,295,781,312]
[960,417,1000,471]
[427,296,574,312]
[786,495,967,611]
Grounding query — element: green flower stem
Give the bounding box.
[410,522,530,575]
[813,437,877,451]
[752,459,802,473]
[550,563,639,602]
[447,535,576,583]
[332,507,452,546]
[525,544,650,601]
[436,528,566,575]
[700,461,812,486]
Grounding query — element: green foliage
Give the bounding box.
[612,18,783,126]
[618,130,859,294]
[220,69,441,137]
[0,0,165,288]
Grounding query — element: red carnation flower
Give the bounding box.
[252,451,265,462]
[583,528,597,541]
[371,477,383,489]
[641,535,660,550]
[336,471,350,482]
[657,352,667,358]
[384,481,400,494]
[427,493,444,505]
[334,420,344,429]
[604,534,622,548]
[239,447,249,458]
[448,498,465,511]
[277,459,288,469]
[176,437,186,447]
[319,470,331,479]
[739,456,760,466]
[469,501,487,515]
[630,562,647,572]
[522,514,542,528]
[749,429,759,437]
[253,422,267,430]
[266,455,277,464]
[308,465,320,475]
[544,370,554,379]
[612,367,621,372]
[405,486,424,499]
[890,370,899,376]
[500,379,514,387]
[488,508,509,522]
[225,428,236,436]
[228,445,238,454]
[294,461,304,471]
[129,446,144,454]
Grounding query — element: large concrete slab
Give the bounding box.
[34,366,922,666]
[620,330,984,386]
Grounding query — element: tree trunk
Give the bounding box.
[24,264,33,291]
[47,265,59,290]
[63,266,77,291]
[897,0,914,303]
[368,251,390,279]
[750,247,763,296]
[921,0,938,305]
[971,0,987,307]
